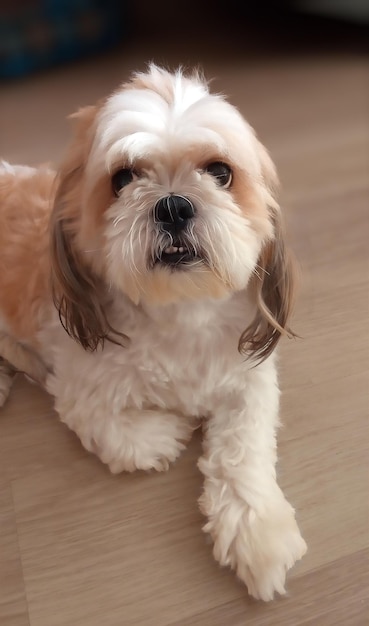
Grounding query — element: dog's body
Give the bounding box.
[0,66,306,600]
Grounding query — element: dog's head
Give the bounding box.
[51,64,295,360]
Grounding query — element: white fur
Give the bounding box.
[87,69,261,183]
[1,65,306,600]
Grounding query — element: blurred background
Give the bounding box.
[0,0,367,208]
[0,1,368,165]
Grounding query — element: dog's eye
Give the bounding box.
[205,162,232,188]
[112,169,135,196]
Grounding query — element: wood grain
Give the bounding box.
[0,484,29,626]
[0,24,368,626]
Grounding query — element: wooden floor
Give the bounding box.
[0,16,368,626]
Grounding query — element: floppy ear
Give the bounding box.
[50,106,122,351]
[239,142,296,362]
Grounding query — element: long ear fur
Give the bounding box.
[239,142,296,362]
[50,106,124,351]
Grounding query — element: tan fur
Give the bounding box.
[122,265,229,306]
[49,105,122,351]
[0,167,56,343]
[231,167,274,238]
[238,142,296,362]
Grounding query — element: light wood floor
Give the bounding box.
[0,18,368,626]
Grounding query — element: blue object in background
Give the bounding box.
[0,0,128,79]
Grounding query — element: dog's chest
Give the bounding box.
[46,295,249,417]
[108,309,242,414]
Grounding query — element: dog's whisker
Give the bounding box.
[252,267,262,281]
[255,264,269,276]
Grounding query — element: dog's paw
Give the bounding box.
[201,492,307,601]
[104,426,186,474]
[81,409,195,474]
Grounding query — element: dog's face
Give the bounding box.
[51,65,295,360]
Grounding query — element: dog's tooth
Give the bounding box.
[164,246,179,254]
[178,247,184,253]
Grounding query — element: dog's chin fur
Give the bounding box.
[0,64,306,601]
[114,265,230,307]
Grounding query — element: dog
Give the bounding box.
[0,64,306,600]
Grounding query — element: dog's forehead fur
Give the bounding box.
[88,65,261,179]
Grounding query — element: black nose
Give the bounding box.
[155,195,195,232]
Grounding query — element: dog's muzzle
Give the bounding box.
[154,195,199,266]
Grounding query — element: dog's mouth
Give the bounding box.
[156,239,200,267]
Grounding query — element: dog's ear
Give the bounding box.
[239,142,296,362]
[50,106,120,351]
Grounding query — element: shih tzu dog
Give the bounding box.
[0,64,306,600]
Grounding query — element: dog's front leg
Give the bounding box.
[198,357,306,601]
[60,405,196,474]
